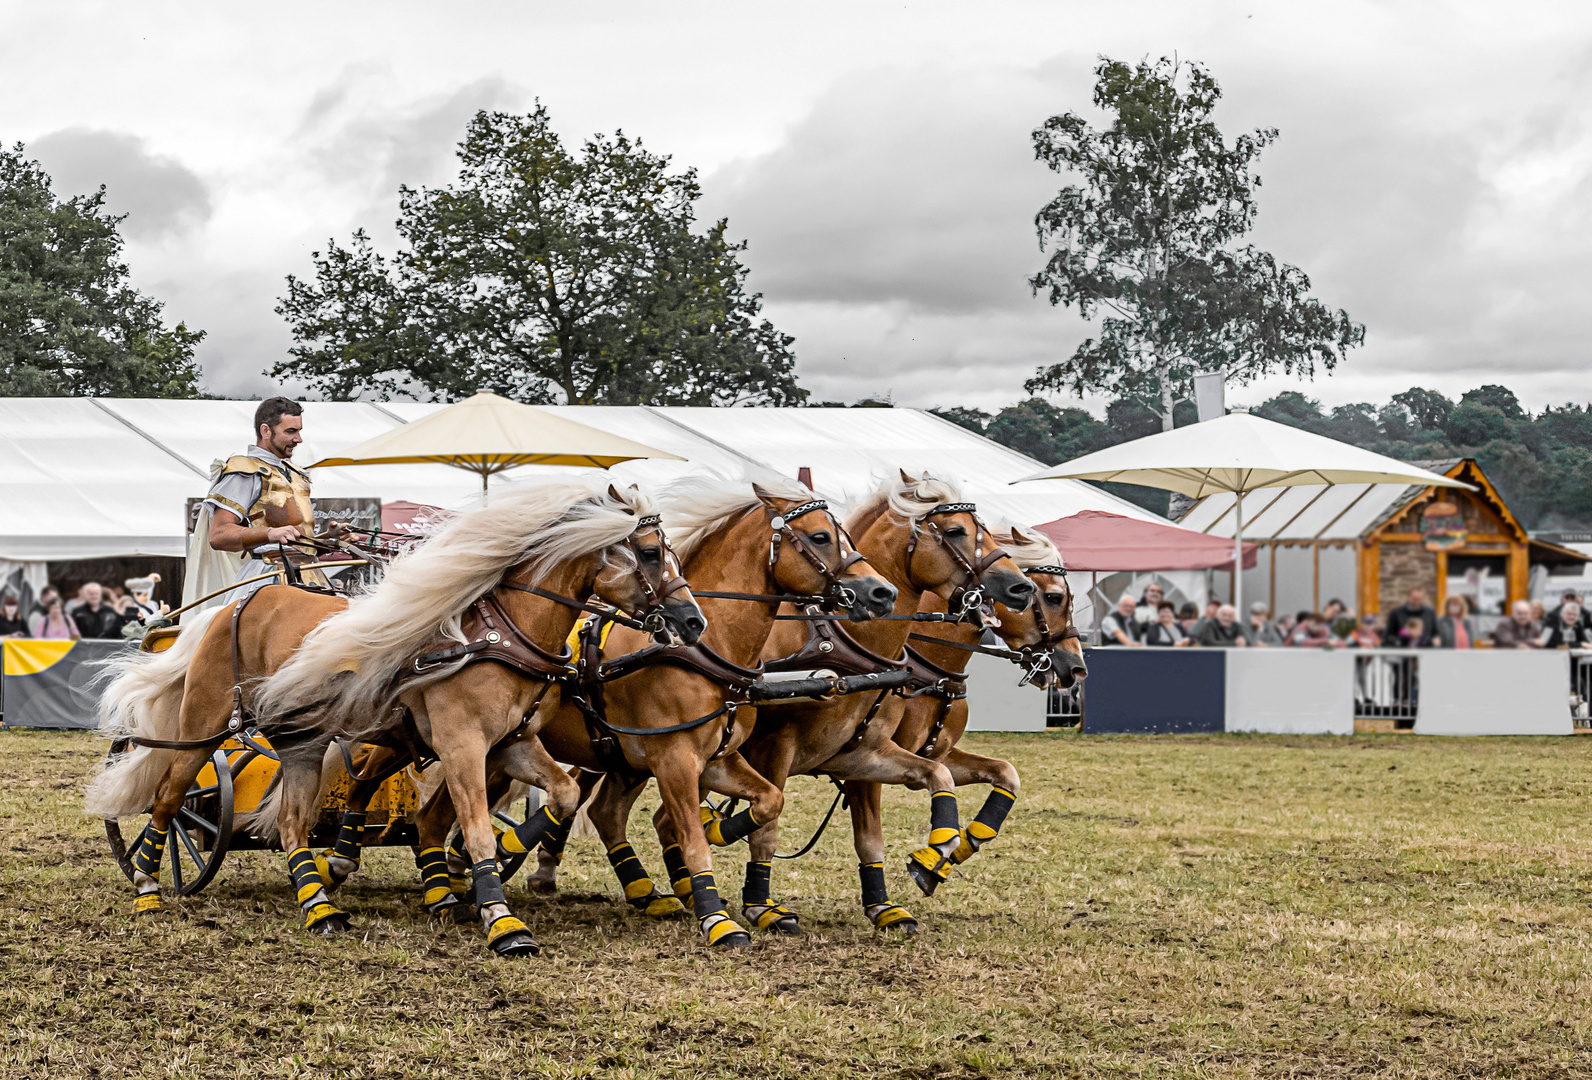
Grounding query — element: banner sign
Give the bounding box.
[2,639,135,729]
[1422,501,1467,552]
[186,497,381,536]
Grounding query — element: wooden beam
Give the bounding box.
[1508,542,1530,607]
[1435,549,1447,613]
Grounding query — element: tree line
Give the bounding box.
[932,386,1592,529]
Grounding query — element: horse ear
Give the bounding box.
[1009,524,1035,545]
[898,468,916,484]
[607,483,626,504]
[751,483,781,509]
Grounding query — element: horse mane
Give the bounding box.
[253,478,655,726]
[994,524,1064,570]
[663,472,816,563]
[843,471,965,536]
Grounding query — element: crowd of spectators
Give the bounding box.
[1096,583,1592,651]
[0,577,166,641]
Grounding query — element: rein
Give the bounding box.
[692,499,866,613]
[904,503,1011,627]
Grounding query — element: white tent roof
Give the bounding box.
[1022,411,1471,497]
[0,398,1171,562]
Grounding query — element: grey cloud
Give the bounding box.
[704,66,1068,315]
[29,128,211,239]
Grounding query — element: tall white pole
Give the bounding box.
[1233,489,1244,611]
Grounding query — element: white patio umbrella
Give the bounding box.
[1016,411,1473,611]
[310,391,681,500]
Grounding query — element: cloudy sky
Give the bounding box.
[4,1,1590,415]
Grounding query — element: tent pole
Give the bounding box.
[1233,489,1244,612]
[1091,571,1100,645]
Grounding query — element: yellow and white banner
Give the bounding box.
[1,639,133,729]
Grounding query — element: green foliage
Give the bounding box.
[275,106,804,406]
[1025,57,1362,429]
[0,144,204,397]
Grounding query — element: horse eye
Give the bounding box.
[942,525,967,538]
[1045,593,1064,606]
[809,531,831,546]
[640,546,661,561]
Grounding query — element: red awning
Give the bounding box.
[381,500,454,537]
[1033,510,1258,572]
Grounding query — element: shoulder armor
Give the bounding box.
[221,455,274,478]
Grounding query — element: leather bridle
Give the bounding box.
[903,503,1010,627]
[694,499,870,613]
[1014,563,1082,686]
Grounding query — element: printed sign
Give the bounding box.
[186,497,381,536]
[1421,501,1467,551]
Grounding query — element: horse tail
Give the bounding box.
[83,606,224,820]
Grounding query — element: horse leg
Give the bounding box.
[830,743,960,898]
[696,752,796,935]
[276,747,352,933]
[842,780,918,933]
[526,766,598,895]
[126,748,214,915]
[413,776,476,922]
[426,707,539,957]
[494,736,583,864]
[582,773,684,918]
[653,750,749,949]
[938,745,1021,869]
[322,744,406,891]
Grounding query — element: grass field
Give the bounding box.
[5,728,1592,1078]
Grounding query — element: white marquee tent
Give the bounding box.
[0,398,1171,574]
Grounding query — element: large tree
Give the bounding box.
[275,106,805,406]
[1025,57,1363,429]
[0,144,204,397]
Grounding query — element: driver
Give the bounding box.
[204,396,332,602]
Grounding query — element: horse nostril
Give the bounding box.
[868,583,896,604]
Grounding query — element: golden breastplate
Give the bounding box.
[222,455,314,531]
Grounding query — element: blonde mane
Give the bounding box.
[663,472,816,563]
[994,524,1065,570]
[842,471,965,536]
[253,479,655,727]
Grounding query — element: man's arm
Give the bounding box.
[207,507,301,552]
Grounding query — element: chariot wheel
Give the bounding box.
[105,739,235,897]
[492,796,538,882]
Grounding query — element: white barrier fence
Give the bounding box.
[996,648,1592,735]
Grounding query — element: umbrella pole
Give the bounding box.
[1233,490,1244,612]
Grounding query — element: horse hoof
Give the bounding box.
[310,915,353,935]
[526,877,559,896]
[131,893,163,917]
[745,903,803,935]
[712,930,752,949]
[489,930,541,957]
[867,903,919,935]
[905,857,946,898]
[642,895,688,919]
[449,903,479,925]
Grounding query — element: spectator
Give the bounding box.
[1288,612,1335,648]
[1434,596,1476,649]
[1548,589,1592,633]
[32,594,79,640]
[1322,598,1356,640]
[1144,601,1191,646]
[1347,614,1383,648]
[1100,595,1143,647]
[29,585,58,624]
[1246,601,1285,647]
[1541,603,1592,649]
[1134,583,1165,626]
[0,594,29,637]
[124,574,164,621]
[1190,599,1221,638]
[1193,604,1249,647]
[71,582,123,640]
[1530,600,1547,624]
[1176,603,1200,633]
[1276,611,1298,637]
[1397,616,1431,648]
[1384,587,1438,647]
[1493,600,1542,649]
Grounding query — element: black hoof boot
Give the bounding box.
[866,903,919,935]
[486,913,541,957]
[906,846,953,897]
[744,902,803,935]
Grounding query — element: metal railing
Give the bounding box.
[1573,652,1592,729]
[1046,683,1083,727]
[1354,654,1419,727]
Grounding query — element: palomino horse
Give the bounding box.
[538,471,1035,935]
[408,473,900,947]
[840,524,1086,908]
[89,481,702,958]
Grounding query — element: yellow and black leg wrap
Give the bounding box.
[499,804,562,858]
[690,870,750,948]
[451,828,504,869]
[662,842,692,900]
[607,841,686,917]
[473,859,539,957]
[906,791,961,897]
[861,861,918,933]
[130,823,167,880]
[541,814,574,865]
[703,805,762,847]
[288,847,347,932]
[416,846,463,915]
[323,810,365,889]
[953,786,1015,865]
[740,860,801,935]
